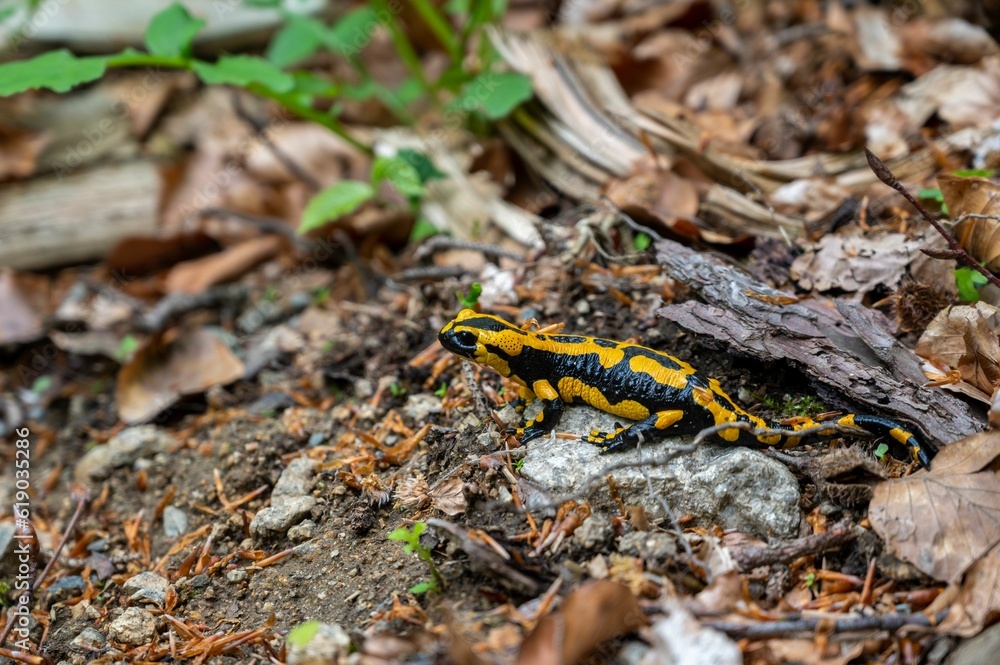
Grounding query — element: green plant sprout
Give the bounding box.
[873,443,889,461]
[459,282,482,309]
[387,521,444,594]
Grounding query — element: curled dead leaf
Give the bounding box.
[940,175,1000,271]
[117,327,245,424]
[916,303,1000,395]
[427,476,467,516]
[516,580,646,665]
[936,541,1000,636]
[165,235,283,295]
[868,431,1000,584]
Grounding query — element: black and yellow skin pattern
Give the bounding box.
[438,309,933,467]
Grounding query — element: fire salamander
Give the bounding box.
[438,309,933,467]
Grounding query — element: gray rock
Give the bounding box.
[162,505,188,538]
[619,532,678,562]
[288,519,317,542]
[272,458,318,498]
[74,426,174,483]
[122,571,170,604]
[285,621,351,665]
[108,607,156,646]
[71,627,106,651]
[227,569,248,583]
[572,514,614,549]
[251,495,316,538]
[401,393,443,422]
[520,405,800,539]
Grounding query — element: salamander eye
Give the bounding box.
[456,331,477,346]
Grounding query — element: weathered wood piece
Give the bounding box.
[0,160,159,271]
[654,238,983,447]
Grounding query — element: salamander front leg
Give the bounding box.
[511,396,564,443]
[509,380,566,443]
[585,410,685,454]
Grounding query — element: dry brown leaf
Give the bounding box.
[165,235,283,295]
[605,159,699,234]
[117,327,245,424]
[940,175,1000,271]
[0,271,44,345]
[917,303,1000,394]
[516,580,646,665]
[762,638,864,665]
[937,541,1000,636]
[868,431,1000,583]
[851,7,904,72]
[959,320,1000,395]
[428,476,467,516]
[790,228,926,297]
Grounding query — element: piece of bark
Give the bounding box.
[0,160,159,270]
[654,238,983,447]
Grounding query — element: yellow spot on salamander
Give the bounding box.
[629,356,689,390]
[532,380,559,401]
[557,376,649,421]
[692,386,741,441]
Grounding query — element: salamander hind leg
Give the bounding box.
[586,410,685,454]
[842,414,936,467]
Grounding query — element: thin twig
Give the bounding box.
[700,610,947,639]
[230,91,322,191]
[865,148,1000,291]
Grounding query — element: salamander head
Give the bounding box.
[438,309,526,375]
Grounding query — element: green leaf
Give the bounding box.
[117,334,140,362]
[341,78,379,101]
[372,156,424,198]
[874,443,889,460]
[954,169,996,178]
[955,267,988,303]
[266,13,326,67]
[0,50,108,95]
[286,621,321,648]
[409,581,434,594]
[393,78,424,105]
[450,71,533,120]
[193,55,295,93]
[31,375,52,394]
[397,149,445,184]
[145,3,205,58]
[299,180,374,234]
[409,218,440,244]
[327,7,380,56]
[918,187,943,202]
[634,233,651,250]
[388,526,414,542]
[290,71,340,97]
